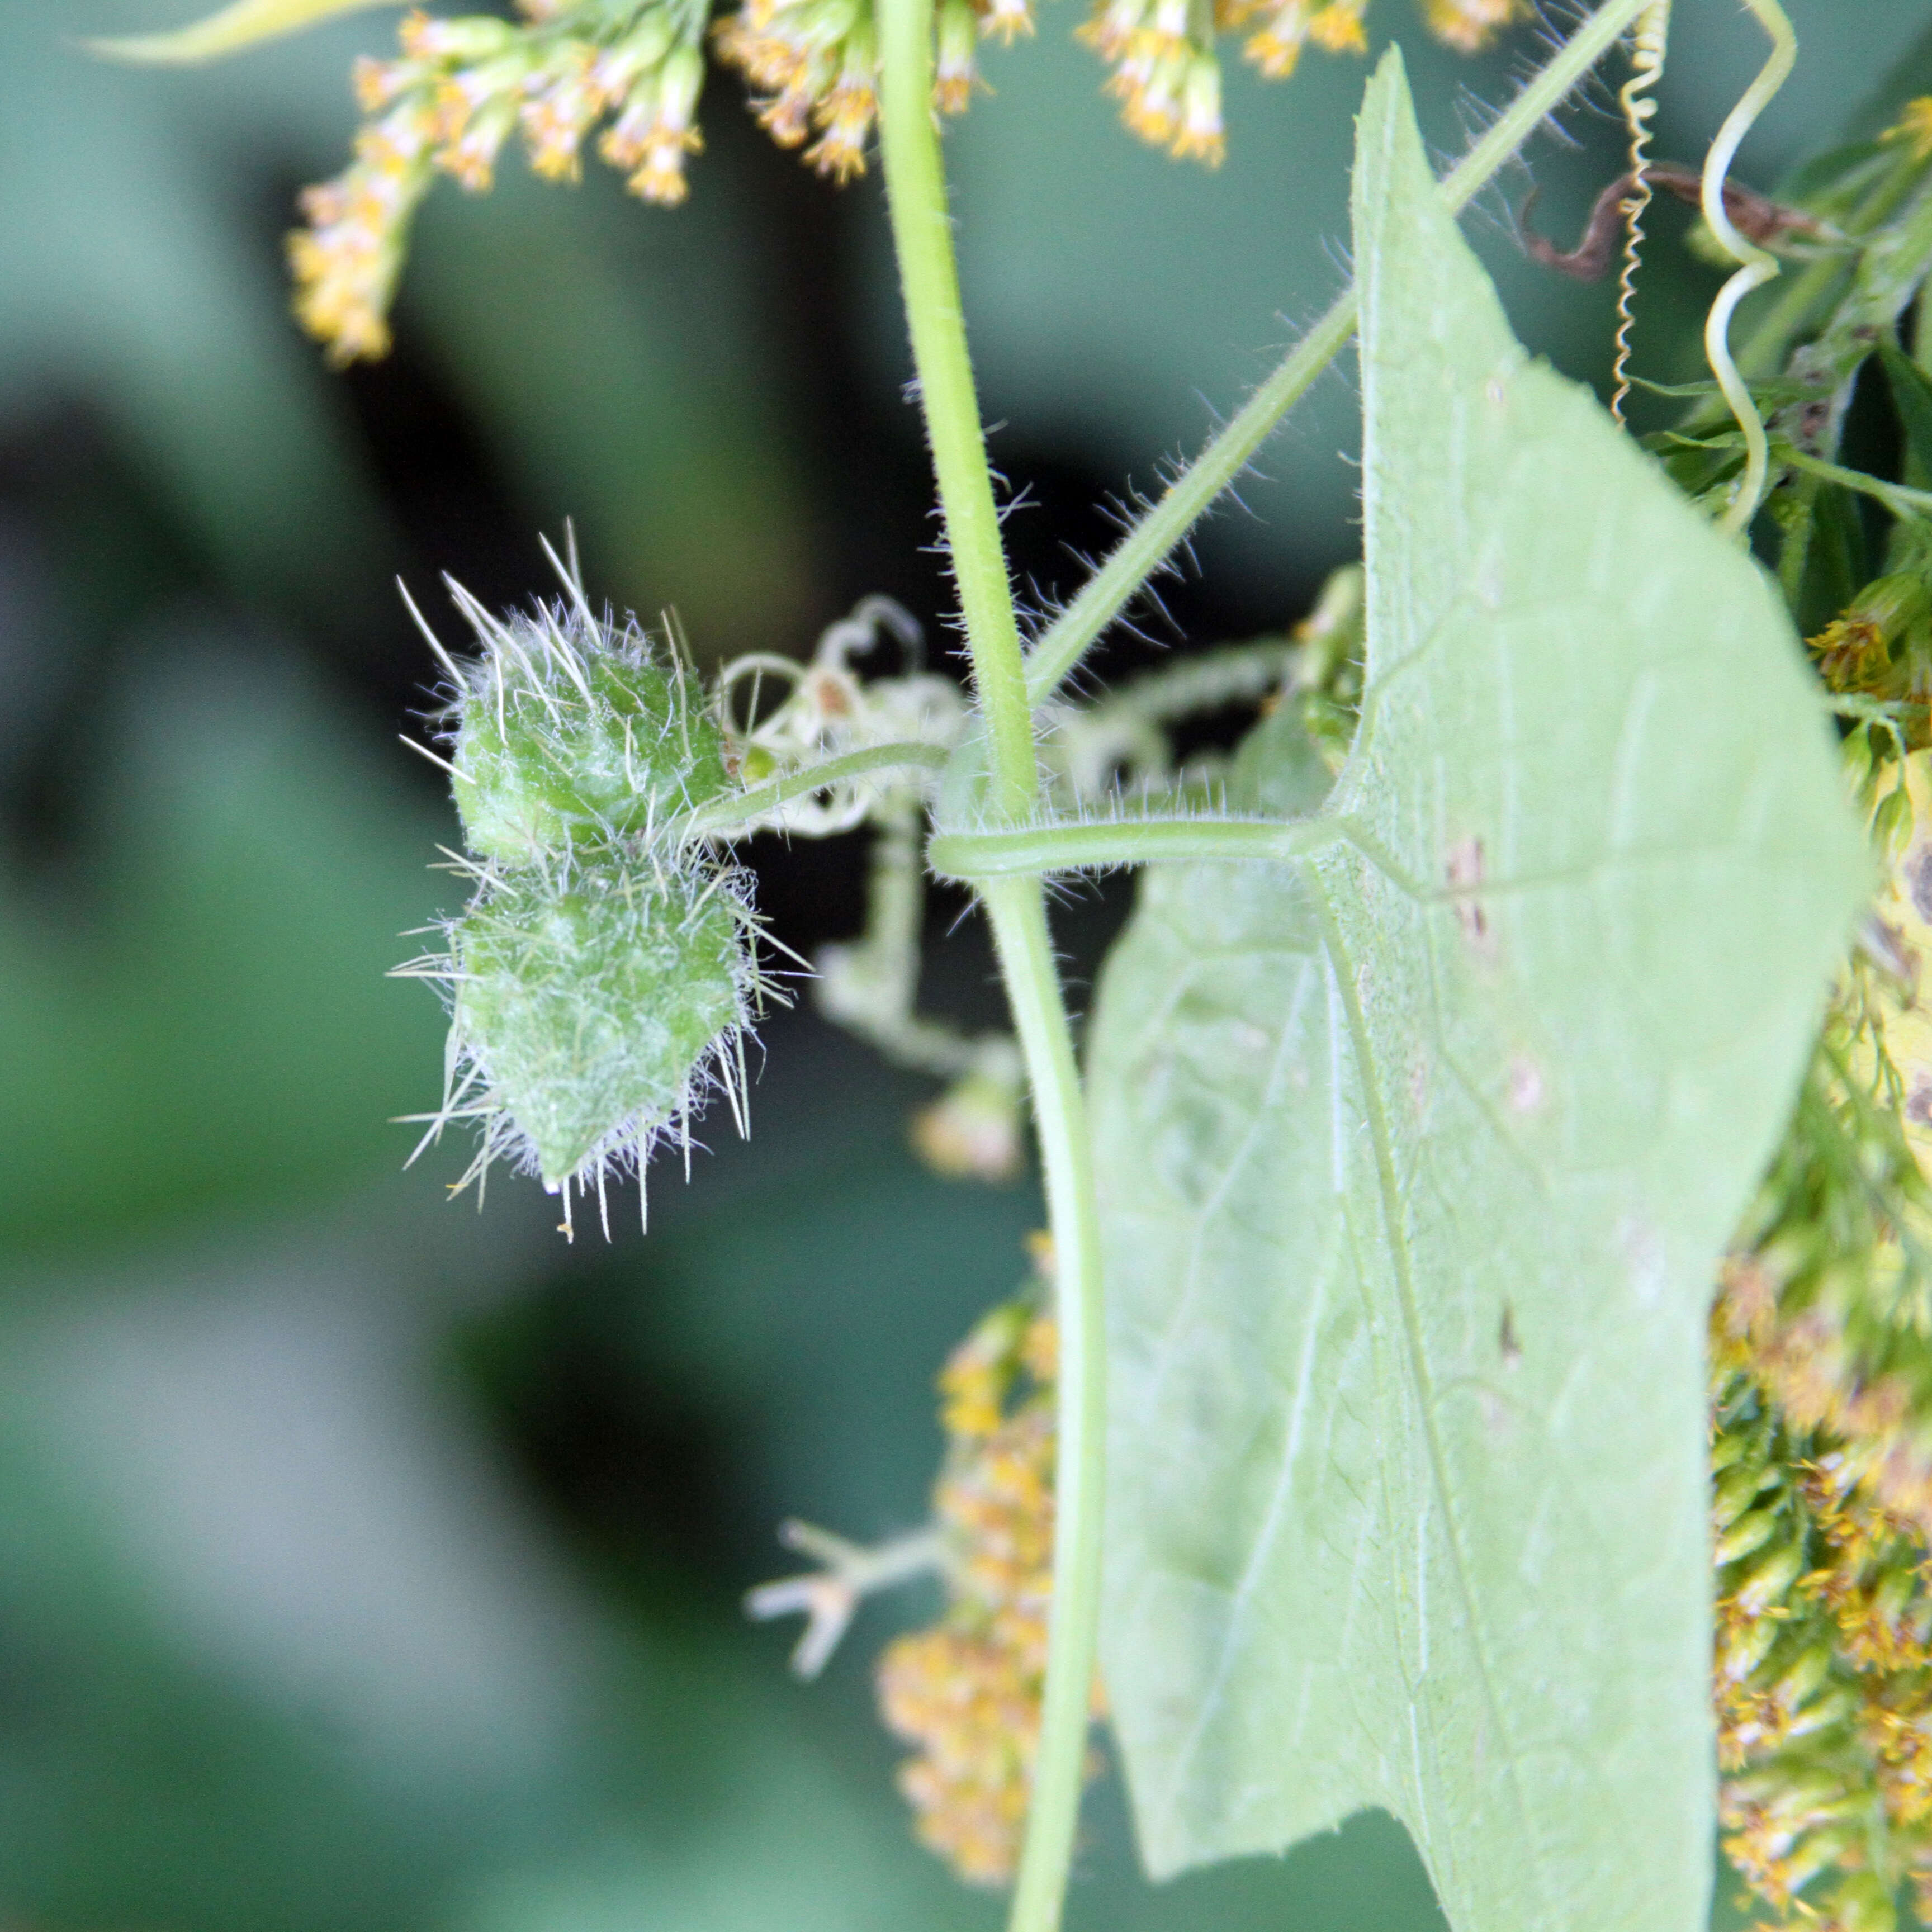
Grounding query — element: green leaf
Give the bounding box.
[1089,49,1865,1932]
[1774,471,1866,638]
[1881,337,1932,489]
[84,0,397,65]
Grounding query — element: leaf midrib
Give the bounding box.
[1305,862,1552,1925]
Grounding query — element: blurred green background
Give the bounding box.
[0,3,1926,1929]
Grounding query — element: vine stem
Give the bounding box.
[874,5,1105,1930]
[1020,0,1661,708]
[1699,0,1796,537]
[875,0,1035,823]
[978,874,1105,1932]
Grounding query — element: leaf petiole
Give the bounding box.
[928,811,1421,896]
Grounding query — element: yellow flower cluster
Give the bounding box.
[874,1266,1097,1886]
[1077,0,1518,167]
[1077,0,1234,162]
[290,93,439,363]
[713,0,882,180]
[1808,582,1932,754]
[1710,758,1932,1926]
[1706,624,1932,1928]
[1415,0,1524,55]
[1713,752,1932,1554]
[291,2,708,362]
[1726,1240,1932,1544]
[1711,1319,1932,1932]
[287,0,1535,360]
[713,0,1027,179]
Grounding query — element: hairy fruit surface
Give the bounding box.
[451,856,751,1189]
[448,603,732,863]
[397,568,770,1219]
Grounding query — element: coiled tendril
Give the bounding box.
[1611,1,1669,423]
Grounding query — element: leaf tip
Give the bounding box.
[78,0,398,67]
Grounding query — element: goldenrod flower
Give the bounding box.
[288,98,437,363]
[934,0,983,115]
[878,1627,1038,1883]
[1077,0,1239,163]
[601,44,707,204]
[978,0,1035,44]
[290,5,717,359]
[807,65,879,179]
[400,11,517,64]
[520,42,603,179]
[1172,50,1225,164]
[1711,1041,1932,1929]
[714,0,883,172]
[352,51,421,113]
[936,1300,1030,1439]
[1419,0,1524,53]
[1233,0,1362,82]
[283,0,1538,361]
[871,1270,1102,1887]
[1311,0,1368,48]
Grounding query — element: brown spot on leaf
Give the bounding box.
[1446,836,1489,946]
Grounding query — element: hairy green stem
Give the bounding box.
[681,741,949,837]
[874,5,1105,1928]
[1021,297,1357,708]
[1020,0,1659,708]
[875,0,1035,822]
[930,812,1421,897]
[978,877,1105,1932]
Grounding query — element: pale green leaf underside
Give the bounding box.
[85,0,396,64]
[1091,50,1866,1932]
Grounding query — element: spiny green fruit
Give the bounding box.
[444,851,759,1205]
[440,584,732,865]
[398,562,774,1232]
